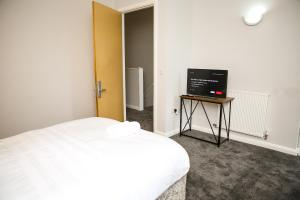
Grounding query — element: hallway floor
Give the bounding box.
[126,106,153,132]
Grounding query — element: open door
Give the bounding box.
[93,2,124,121]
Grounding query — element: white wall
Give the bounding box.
[125,7,153,107]
[188,0,300,150]
[14,0,295,153]
[99,0,300,152]
[156,0,192,132]
[0,0,98,138]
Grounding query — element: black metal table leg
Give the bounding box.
[218,104,223,147]
[189,100,192,131]
[179,95,233,147]
[179,97,183,136]
[227,101,232,140]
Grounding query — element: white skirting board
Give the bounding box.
[156,127,299,156]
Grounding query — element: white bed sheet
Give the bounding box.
[0,118,189,200]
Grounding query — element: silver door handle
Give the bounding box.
[97,81,107,97]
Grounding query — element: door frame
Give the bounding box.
[120,0,158,133]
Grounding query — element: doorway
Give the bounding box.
[124,7,154,132]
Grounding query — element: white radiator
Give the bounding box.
[220,90,270,138]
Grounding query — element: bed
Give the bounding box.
[0,117,189,200]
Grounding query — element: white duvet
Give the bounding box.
[0,118,189,200]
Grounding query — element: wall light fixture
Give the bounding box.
[243,5,266,26]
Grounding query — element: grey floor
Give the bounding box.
[126,110,300,199]
[126,106,153,132]
[172,130,300,200]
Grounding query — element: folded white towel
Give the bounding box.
[106,121,141,137]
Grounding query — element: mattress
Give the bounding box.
[0,118,190,200]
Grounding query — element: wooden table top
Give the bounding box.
[180,95,234,104]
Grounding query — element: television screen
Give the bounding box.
[187,68,228,98]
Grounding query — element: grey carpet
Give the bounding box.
[171,130,300,200]
[126,106,153,132]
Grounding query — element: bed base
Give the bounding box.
[157,175,187,200]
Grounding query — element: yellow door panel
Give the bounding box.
[93,2,124,121]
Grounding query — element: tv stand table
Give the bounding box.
[179,95,234,147]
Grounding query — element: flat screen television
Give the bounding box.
[187,68,228,98]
